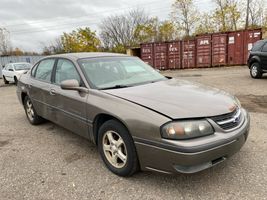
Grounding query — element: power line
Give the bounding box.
[3,0,169,28]
[10,7,172,35]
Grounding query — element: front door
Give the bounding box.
[260,42,267,70]
[50,58,89,138]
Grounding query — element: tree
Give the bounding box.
[0,28,11,55]
[42,37,65,55]
[195,13,216,35]
[247,0,265,28]
[100,9,149,52]
[61,27,101,53]
[212,0,241,32]
[171,0,199,37]
[158,21,178,41]
[134,17,159,43]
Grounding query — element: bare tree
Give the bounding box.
[99,9,149,52]
[245,0,251,29]
[248,0,265,28]
[212,0,241,32]
[171,0,199,37]
[0,28,11,55]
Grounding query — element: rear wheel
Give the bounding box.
[98,120,139,177]
[250,62,262,79]
[3,76,9,84]
[23,96,45,125]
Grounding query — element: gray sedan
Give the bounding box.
[17,53,250,176]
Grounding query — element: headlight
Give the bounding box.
[161,120,214,140]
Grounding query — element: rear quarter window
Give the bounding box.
[261,43,267,52]
[251,41,265,52]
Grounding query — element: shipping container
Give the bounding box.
[181,40,196,69]
[212,33,228,66]
[228,30,244,65]
[243,28,262,64]
[141,43,154,67]
[196,35,212,67]
[167,41,182,69]
[153,42,168,70]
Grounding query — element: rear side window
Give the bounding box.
[35,59,55,82]
[262,43,267,52]
[251,41,265,52]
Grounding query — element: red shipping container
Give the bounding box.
[243,28,262,64]
[212,33,228,66]
[141,43,154,67]
[154,42,168,70]
[196,35,212,67]
[228,30,244,65]
[181,40,196,69]
[167,41,182,69]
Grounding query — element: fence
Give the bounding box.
[0,56,44,78]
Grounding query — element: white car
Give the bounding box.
[2,62,32,85]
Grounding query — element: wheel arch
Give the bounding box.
[93,113,130,145]
[21,92,27,104]
[249,56,261,68]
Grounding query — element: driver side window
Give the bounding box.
[54,59,81,85]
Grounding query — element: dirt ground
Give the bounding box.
[0,66,267,200]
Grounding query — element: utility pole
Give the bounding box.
[245,0,250,29]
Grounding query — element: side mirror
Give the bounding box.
[8,69,14,71]
[60,79,89,93]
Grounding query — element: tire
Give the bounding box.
[250,62,262,79]
[23,96,45,125]
[14,76,18,85]
[3,76,9,84]
[98,120,139,177]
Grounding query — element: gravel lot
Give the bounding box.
[0,66,266,200]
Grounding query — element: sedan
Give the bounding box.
[2,62,32,85]
[17,53,250,176]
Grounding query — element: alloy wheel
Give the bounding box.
[26,99,34,121]
[251,65,258,77]
[102,130,127,168]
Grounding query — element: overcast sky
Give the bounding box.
[0,0,213,52]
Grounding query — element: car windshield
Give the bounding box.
[78,57,167,89]
[14,63,32,71]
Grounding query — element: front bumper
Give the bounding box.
[135,109,250,174]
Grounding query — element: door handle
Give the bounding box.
[49,89,57,96]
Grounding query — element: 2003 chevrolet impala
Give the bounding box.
[17,53,250,176]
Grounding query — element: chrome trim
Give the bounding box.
[217,108,241,125]
[145,167,172,174]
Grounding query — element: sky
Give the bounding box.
[0,0,213,52]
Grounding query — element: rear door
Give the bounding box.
[260,42,267,70]
[50,58,89,138]
[29,58,56,120]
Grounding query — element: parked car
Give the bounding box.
[17,53,250,176]
[247,39,267,78]
[2,62,32,85]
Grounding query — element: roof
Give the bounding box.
[46,52,129,60]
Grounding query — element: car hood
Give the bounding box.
[15,70,29,74]
[104,79,238,119]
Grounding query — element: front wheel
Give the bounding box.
[250,62,262,79]
[3,76,9,84]
[14,76,18,85]
[98,120,139,177]
[23,96,45,125]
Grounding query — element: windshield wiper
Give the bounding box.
[100,85,130,90]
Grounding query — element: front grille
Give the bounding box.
[210,108,242,130]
